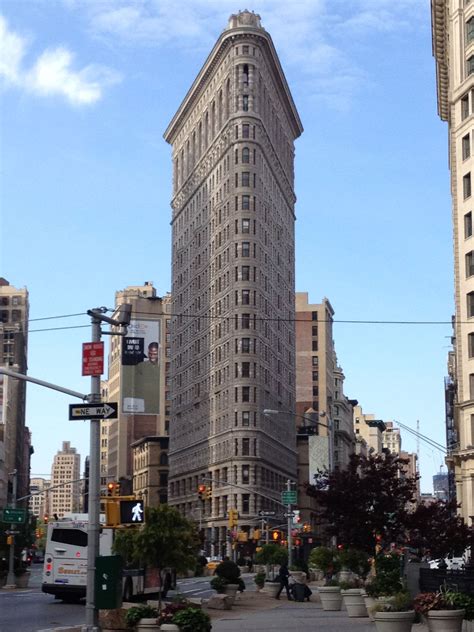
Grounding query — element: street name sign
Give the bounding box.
[69,402,118,420]
[82,342,104,377]
[284,512,296,518]
[258,510,276,517]
[2,507,26,524]
[5,530,20,535]
[281,490,297,504]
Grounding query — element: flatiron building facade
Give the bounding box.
[165,10,303,553]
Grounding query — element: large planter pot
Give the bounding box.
[289,571,306,584]
[341,589,367,617]
[426,609,465,632]
[318,586,342,611]
[338,570,353,582]
[264,582,281,598]
[14,572,30,588]
[159,625,180,631]
[223,583,239,604]
[362,593,376,621]
[373,610,415,632]
[136,619,160,631]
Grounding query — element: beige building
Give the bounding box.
[0,278,31,507]
[164,10,303,554]
[131,436,169,507]
[353,404,386,455]
[295,293,356,532]
[383,421,402,455]
[106,283,171,489]
[432,0,474,521]
[29,477,49,519]
[49,441,80,518]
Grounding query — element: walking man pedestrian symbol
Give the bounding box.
[131,502,144,522]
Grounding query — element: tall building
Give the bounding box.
[164,10,303,554]
[433,468,449,501]
[383,421,402,455]
[29,477,49,519]
[0,278,31,506]
[106,283,171,490]
[432,0,474,521]
[353,405,386,455]
[49,441,80,518]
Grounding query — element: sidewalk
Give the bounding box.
[207,590,429,632]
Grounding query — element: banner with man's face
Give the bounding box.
[121,319,160,414]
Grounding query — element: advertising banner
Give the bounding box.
[121,319,160,414]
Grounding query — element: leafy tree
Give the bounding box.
[406,499,473,559]
[255,543,287,581]
[113,505,200,609]
[306,453,417,552]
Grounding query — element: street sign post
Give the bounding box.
[2,507,26,524]
[281,490,297,504]
[82,342,104,377]
[69,403,118,421]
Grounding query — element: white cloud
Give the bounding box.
[0,14,120,105]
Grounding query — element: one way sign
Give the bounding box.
[69,402,118,420]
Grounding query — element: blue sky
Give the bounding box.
[1,0,450,492]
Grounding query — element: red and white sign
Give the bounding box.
[82,342,104,376]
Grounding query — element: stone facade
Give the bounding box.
[131,436,169,507]
[164,10,303,553]
[432,0,474,521]
[49,441,80,518]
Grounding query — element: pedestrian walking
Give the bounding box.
[275,561,293,600]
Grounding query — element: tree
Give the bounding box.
[406,499,473,559]
[305,452,417,553]
[255,543,288,580]
[113,504,200,609]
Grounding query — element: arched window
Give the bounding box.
[160,452,168,466]
[242,147,250,163]
[243,64,249,86]
[218,90,223,129]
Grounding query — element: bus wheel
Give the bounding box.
[123,578,133,602]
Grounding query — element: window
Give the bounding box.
[242,313,250,329]
[242,172,250,187]
[468,292,474,317]
[466,212,473,238]
[51,529,87,547]
[242,438,250,455]
[242,147,250,163]
[312,340,318,351]
[242,265,250,280]
[312,356,318,366]
[242,494,250,513]
[468,17,474,42]
[312,385,319,397]
[312,325,318,336]
[462,94,470,120]
[242,218,250,233]
[463,134,471,160]
[312,371,318,381]
[467,251,474,277]
[470,333,474,358]
[468,56,474,76]
[241,338,250,353]
[312,311,318,321]
[243,45,249,54]
[242,195,250,209]
[242,386,250,402]
[464,173,472,199]
[242,124,250,138]
[242,465,250,484]
[470,373,474,399]
[243,95,249,111]
[242,362,250,377]
[242,242,250,257]
[242,411,250,426]
[242,289,250,304]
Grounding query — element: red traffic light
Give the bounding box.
[198,484,207,501]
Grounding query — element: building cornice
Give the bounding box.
[164,25,303,144]
[431,0,449,121]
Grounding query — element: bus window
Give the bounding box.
[51,528,87,547]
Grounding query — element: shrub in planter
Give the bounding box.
[373,592,413,613]
[365,573,403,598]
[414,590,466,632]
[254,571,266,589]
[125,605,158,628]
[158,602,192,626]
[337,548,371,578]
[171,607,212,632]
[308,546,340,577]
[210,575,228,593]
[371,592,415,632]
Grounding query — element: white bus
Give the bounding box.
[41,516,175,603]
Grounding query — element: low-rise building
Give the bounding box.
[132,436,169,507]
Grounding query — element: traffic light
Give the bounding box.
[107,482,115,497]
[206,486,212,500]
[303,523,311,533]
[272,530,281,542]
[198,484,206,501]
[35,529,40,539]
[44,515,49,524]
[228,508,238,528]
[6,535,13,546]
[114,482,121,496]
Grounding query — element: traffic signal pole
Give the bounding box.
[5,469,17,589]
[286,479,293,568]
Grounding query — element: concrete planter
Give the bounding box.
[426,609,465,632]
[338,570,353,583]
[159,625,180,631]
[223,583,240,604]
[317,586,342,611]
[362,593,376,621]
[373,610,415,632]
[341,589,367,617]
[136,619,160,631]
[264,582,281,598]
[14,572,30,588]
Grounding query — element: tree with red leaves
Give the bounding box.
[306,452,417,553]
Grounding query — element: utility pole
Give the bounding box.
[5,470,17,589]
[84,306,131,632]
[286,479,293,567]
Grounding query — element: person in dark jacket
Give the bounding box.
[275,561,293,600]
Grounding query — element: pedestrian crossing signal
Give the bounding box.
[120,500,145,524]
